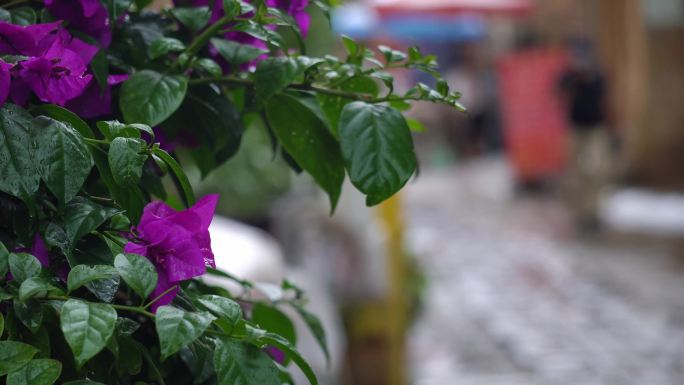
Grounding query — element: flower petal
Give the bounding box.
[162,238,206,282]
[0,60,11,107]
[123,242,149,257]
[0,21,60,56]
[149,272,179,312]
[190,194,219,230]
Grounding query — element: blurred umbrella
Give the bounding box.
[331,3,380,40]
[382,13,486,42]
[370,0,534,17]
[332,4,487,42]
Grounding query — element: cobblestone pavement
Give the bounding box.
[404,158,684,385]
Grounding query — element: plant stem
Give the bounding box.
[112,303,156,318]
[2,0,32,8]
[46,296,156,318]
[83,138,109,145]
[184,15,234,58]
[87,195,117,204]
[137,341,166,385]
[142,285,179,310]
[100,231,126,248]
[189,76,376,102]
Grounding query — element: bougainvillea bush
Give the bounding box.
[0,0,463,384]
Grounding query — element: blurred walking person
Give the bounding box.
[559,39,611,232]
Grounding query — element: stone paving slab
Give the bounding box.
[404,159,684,385]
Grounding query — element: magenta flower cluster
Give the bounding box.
[0,0,124,117]
[0,21,95,107]
[181,0,310,69]
[124,195,219,312]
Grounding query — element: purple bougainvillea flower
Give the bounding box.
[66,73,129,119]
[15,234,49,267]
[44,0,112,47]
[176,0,311,69]
[264,346,287,364]
[267,0,310,36]
[10,33,96,106]
[124,195,219,312]
[7,235,49,281]
[0,21,61,56]
[0,60,12,107]
[151,127,180,152]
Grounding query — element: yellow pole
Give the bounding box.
[377,193,408,385]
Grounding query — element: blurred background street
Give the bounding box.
[183,0,684,383]
[405,158,684,385]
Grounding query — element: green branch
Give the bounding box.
[184,15,235,58]
[2,0,33,7]
[142,285,179,310]
[189,76,377,102]
[47,296,156,318]
[188,75,452,107]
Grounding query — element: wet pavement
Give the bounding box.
[404,157,684,385]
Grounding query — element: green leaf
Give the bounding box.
[338,102,417,205]
[90,49,109,92]
[155,306,215,360]
[24,326,50,358]
[389,100,411,112]
[151,147,195,207]
[149,37,186,59]
[210,38,267,68]
[14,299,42,333]
[265,94,345,211]
[213,338,280,385]
[116,335,142,375]
[252,304,296,345]
[318,76,379,136]
[63,381,106,385]
[0,103,39,201]
[407,118,426,133]
[120,70,188,126]
[18,277,60,301]
[113,253,157,300]
[108,137,148,186]
[197,295,242,326]
[44,222,72,263]
[134,0,153,9]
[85,275,120,303]
[251,330,318,385]
[60,299,117,368]
[6,359,61,385]
[96,120,137,140]
[232,20,283,48]
[32,116,94,206]
[254,57,307,103]
[341,35,358,56]
[9,253,41,283]
[378,45,407,63]
[0,287,13,301]
[31,105,95,138]
[170,87,244,177]
[193,58,222,78]
[0,341,38,376]
[67,265,118,293]
[29,106,145,220]
[0,312,3,337]
[0,241,9,277]
[11,7,35,25]
[64,197,120,244]
[293,304,330,365]
[172,7,211,33]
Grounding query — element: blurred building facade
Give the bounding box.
[534,0,684,189]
